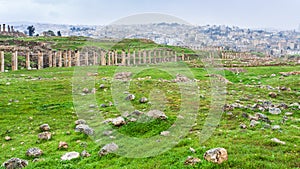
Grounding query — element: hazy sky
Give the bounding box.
[1,0,300,30]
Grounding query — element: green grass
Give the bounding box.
[0,64,299,168]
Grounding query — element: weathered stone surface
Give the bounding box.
[111,117,126,126]
[75,124,94,135]
[269,107,281,115]
[99,84,105,89]
[81,150,91,158]
[285,112,293,116]
[184,156,201,165]
[160,131,170,136]
[271,138,286,145]
[39,124,50,131]
[75,119,86,125]
[255,113,271,123]
[268,92,277,98]
[114,72,132,80]
[26,148,43,157]
[61,152,80,161]
[38,132,52,140]
[250,120,259,127]
[147,110,168,120]
[5,136,11,141]
[189,147,196,153]
[139,97,148,103]
[98,143,119,156]
[203,148,228,164]
[172,74,191,83]
[58,141,68,149]
[240,123,247,129]
[125,94,135,101]
[272,125,281,130]
[82,88,89,94]
[2,158,28,169]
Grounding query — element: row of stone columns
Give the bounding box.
[0,24,14,33]
[0,49,187,72]
[221,52,253,59]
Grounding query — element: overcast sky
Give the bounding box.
[0,0,300,30]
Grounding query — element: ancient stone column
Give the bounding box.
[11,26,14,33]
[138,50,142,64]
[133,51,136,65]
[53,51,57,67]
[127,51,131,66]
[63,50,67,67]
[174,51,177,62]
[111,51,115,65]
[182,53,185,61]
[101,51,106,66]
[153,50,157,64]
[121,50,126,65]
[58,51,62,67]
[85,52,89,66]
[68,50,72,67]
[114,51,118,65]
[48,50,53,68]
[148,50,151,64]
[0,51,4,72]
[107,51,111,66]
[7,25,10,33]
[143,50,147,64]
[26,52,30,69]
[38,51,43,69]
[3,24,5,32]
[12,51,18,71]
[93,52,97,65]
[0,24,2,32]
[75,50,80,66]
[158,50,162,63]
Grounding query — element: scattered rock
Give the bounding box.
[285,112,293,116]
[114,72,132,80]
[75,119,86,125]
[250,120,259,127]
[271,138,286,145]
[5,136,11,141]
[2,158,28,169]
[125,94,135,101]
[269,107,281,115]
[39,124,50,131]
[272,125,281,130]
[206,74,232,84]
[100,104,107,108]
[98,143,119,156]
[147,110,168,120]
[255,113,271,123]
[89,104,97,108]
[203,148,228,164]
[172,74,191,83]
[184,156,201,165]
[160,131,170,136]
[61,152,80,161]
[82,88,89,94]
[189,147,196,153]
[58,141,68,149]
[38,132,52,140]
[279,71,300,77]
[139,97,148,103]
[268,92,277,98]
[240,123,247,129]
[81,150,91,158]
[223,104,234,111]
[75,124,94,135]
[99,84,105,89]
[26,148,43,157]
[91,88,96,94]
[111,117,126,126]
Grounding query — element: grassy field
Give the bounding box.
[0,62,299,168]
